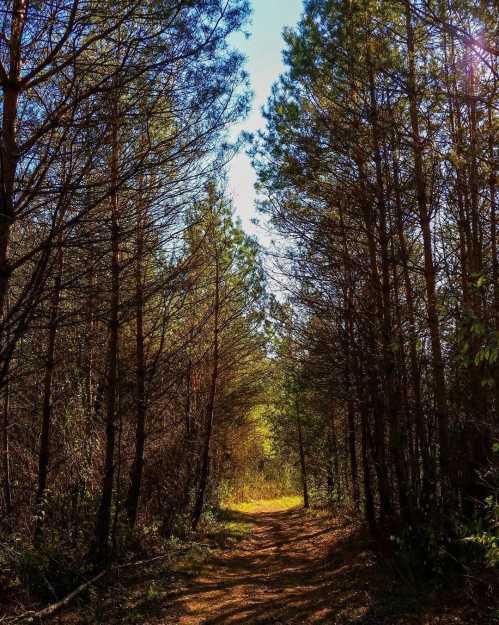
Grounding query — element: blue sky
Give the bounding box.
[228,0,303,241]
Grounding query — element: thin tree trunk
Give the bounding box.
[126,197,147,528]
[346,394,360,511]
[179,328,196,515]
[405,5,450,502]
[391,135,434,509]
[94,97,120,562]
[366,50,410,522]
[34,243,64,543]
[2,374,12,522]
[389,229,416,496]
[192,247,220,530]
[296,399,309,509]
[461,54,489,516]
[328,402,339,502]
[358,383,376,534]
[0,1,26,320]
[356,159,392,519]
[489,103,499,410]
[338,205,360,511]
[84,255,96,424]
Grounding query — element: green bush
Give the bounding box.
[464,492,499,569]
[2,535,89,603]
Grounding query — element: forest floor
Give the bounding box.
[44,498,494,624]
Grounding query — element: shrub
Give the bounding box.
[1,534,90,603]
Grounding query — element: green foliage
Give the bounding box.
[2,536,90,603]
[392,445,499,584]
[457,310,499,389]
[202,506,253,547]
[223,468,297,504]
[464,447,499,569]
[390,525,455,583]
[169,543,211,577]
[465,531,499,568]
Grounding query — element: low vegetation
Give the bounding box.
[0,0,497,622]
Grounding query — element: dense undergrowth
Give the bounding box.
[0,495,293,618]
[1,494,497,623]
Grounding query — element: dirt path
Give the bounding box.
[54,501,490,624]
[163,504,410,625]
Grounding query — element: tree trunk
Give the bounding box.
[461,55,489,516]
[327,402,339,503]
[2,375,12,522]
[0,0,26,320]
[366,49,410,523]
[84,253,96,425]
[94,98,120,562]
[338,205,360,512]
[359,390,376,535]
[405,5,450,502]
[355,158,392,520]
[346,395,359,512]
[192,247,220,530]
[126,197,147,528]
[489,103,499,410]
[390,134,434,510]
[34,243,64,544]
[296,399,309,509]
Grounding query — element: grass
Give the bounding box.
[226,495,303,514]
[169,543,212,576]
[201,495,303,549]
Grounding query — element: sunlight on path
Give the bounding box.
[164,501,381,625]
[227,495,303,514]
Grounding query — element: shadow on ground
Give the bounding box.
[159,507,423,625]
[59,506,492,625]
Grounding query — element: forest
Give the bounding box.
[0,1,498,624]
